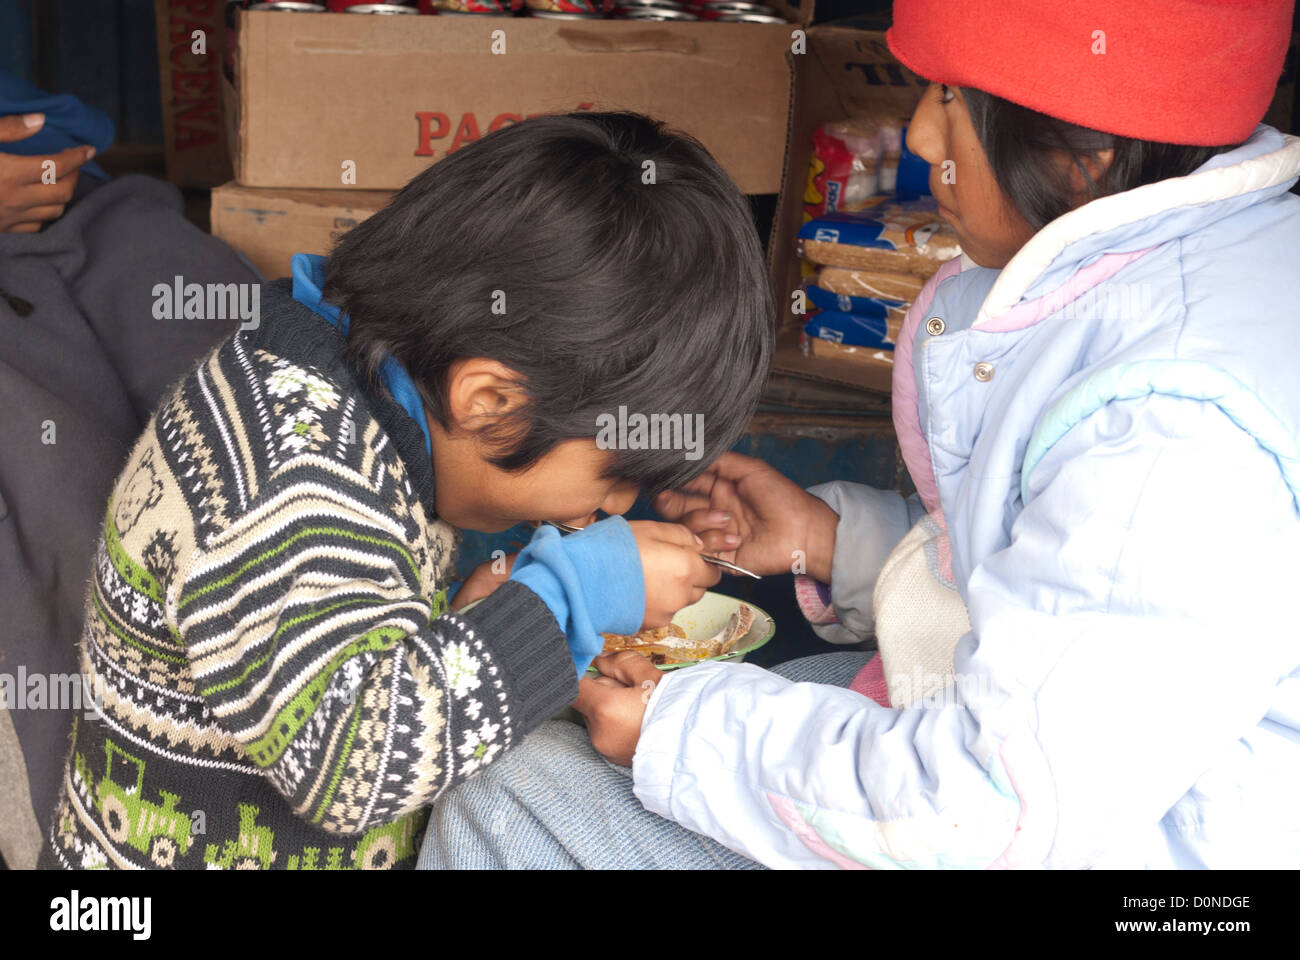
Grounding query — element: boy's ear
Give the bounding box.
[444,357,528,432]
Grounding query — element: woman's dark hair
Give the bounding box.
[962,88,1241,231]
[324,111,773,495]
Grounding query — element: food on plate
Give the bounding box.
[600,603,756,666]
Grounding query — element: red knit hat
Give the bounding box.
[886,0,1295,145]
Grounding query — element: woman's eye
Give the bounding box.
[938,84,955,104]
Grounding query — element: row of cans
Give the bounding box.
[239,1,788,23]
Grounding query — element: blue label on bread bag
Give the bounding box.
[805,284,904,317]
[804,311,894,350]
[798,210,893,249]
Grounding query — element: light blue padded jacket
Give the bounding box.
[632,125,1300,868]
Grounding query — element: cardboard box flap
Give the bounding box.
[210,183,393,282]
[236,12,796,195]
[767,22,927,395]
[805,23,925,124]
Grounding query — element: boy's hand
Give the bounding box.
[653,452,839,583]
[451,552,517,610]
[628,520,719,628]
[0,114,93,233]
[573,651,662,767]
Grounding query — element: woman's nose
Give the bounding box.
[906,85,946,166]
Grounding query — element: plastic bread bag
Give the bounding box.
[803,120,882,220]
[878,122,903,193]
[799,326,896,371]
[805,281,906,318]
[797,198,961,278]
[816,266,926,303]
[803,307,905,350]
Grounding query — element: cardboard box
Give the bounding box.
[232,10,804,195]
[153,0,236,188]
[766,21,926,396]
[210,182,394,280]
[797,329,895,394]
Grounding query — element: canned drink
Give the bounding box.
[346,3,419,11]
[717,11,784,21]
[617,7,697,18]
[427,0,512,11]
[525,0,605,12]
[247,1,327,9]
[695,0,772,15]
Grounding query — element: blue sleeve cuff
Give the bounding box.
[508,516,645,676]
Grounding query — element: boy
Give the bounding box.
[41,112,774,870]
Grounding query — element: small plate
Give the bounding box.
[456,591,777,673]
[591,591,777,673]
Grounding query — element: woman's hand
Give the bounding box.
[450,552,516,611]
[653,452,839,582]
[573,651,662,767]
[628,520,720,627]
[0,114,93,233]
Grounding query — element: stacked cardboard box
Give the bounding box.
[196,3,810,280]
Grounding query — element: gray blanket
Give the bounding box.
[0,174,258,867]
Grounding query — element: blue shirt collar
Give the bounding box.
[290,253,433,458]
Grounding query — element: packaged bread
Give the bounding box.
[803,307,904,350]
[803,120,882,220]
[800,328,896,370]
[877,122,903,193]
[805,281,905,318]
[816,266,926,304]
[797,198,960,278]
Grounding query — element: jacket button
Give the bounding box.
[973,362,994,382]
[926,316,946,336]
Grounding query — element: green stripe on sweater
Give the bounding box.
[199,595,398,698]
[92,591,189,665]
[246,624,407,767]
[313,696,365,825]
[103,499,165,606]
[178,526,421,612]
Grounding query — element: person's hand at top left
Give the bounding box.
[0,113,95,233]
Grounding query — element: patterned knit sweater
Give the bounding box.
[41,280,577,870]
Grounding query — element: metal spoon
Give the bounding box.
[543,520,762,579]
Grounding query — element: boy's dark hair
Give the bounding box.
[323,111,773,496]
[962,88,1241,231]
